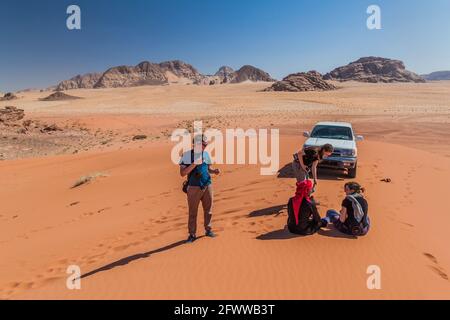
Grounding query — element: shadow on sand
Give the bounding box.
[252,204,357,241]
[80,238,192,280]
[317,228,356,239]
[248,204,286,217]
[257,226,356,240]
[256,227,306,240]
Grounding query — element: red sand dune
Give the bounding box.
[0,135,449,299]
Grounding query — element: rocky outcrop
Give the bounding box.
[54,61,276,89]
[215,66,236,83]
[0,106,63,135]
[56,60,202,90]
[194,75,223,85]
[39,92,82,101]
[421,71,450,81]
[195,65,275,85]
[324,57,425,83]
[22,120,62,133]
[0,106,25,123]
[56,73,102,91]
[0,92,18,101]
[159,60,203,82]
[232,65,275,83]
[94,62,168,88]
[265,71,337,92]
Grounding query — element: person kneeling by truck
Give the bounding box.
[292,144,334,188]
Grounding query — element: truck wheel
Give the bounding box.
[348,164,357,178]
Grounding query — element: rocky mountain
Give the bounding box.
[265,71,337,92]
[54,61,276,90]
[421,71,450,81]
[56,73,102,91]
[56,60,202,90]
[324,57,425,83]
[159,60,203,82]
[214,66,236,83]
[232,65,275,83]
[0,92,18,101]
[94,62,168,88]
[196,65,275,85]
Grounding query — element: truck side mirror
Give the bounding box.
[303,131,310,138]
[356,135,364,141]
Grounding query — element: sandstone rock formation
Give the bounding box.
[40,92,82,101]
[0,92,18,101]
[194,75,223,85]
[56,73,102,91]
[215,66,236,83]
[421,71,450,81]
[0,106,63,136]
[55,61,276,89]
[265,71,337,92]
[159,60,203,83]
[56,60,202,90]
[324,57,425,83]
[0,106,25,123]
[94,62,168,88]
[232,65,275,83]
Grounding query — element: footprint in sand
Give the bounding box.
[424,253,449,281]
[400,221,414,228]
[113,244,130,252]
[68,201,80,207]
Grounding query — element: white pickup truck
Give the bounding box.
[303,122,364,178]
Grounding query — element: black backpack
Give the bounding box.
[287,197,301,233]
[181,150,203,193]
[346,197,369,236]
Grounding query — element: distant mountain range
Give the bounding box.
[265,57,426,92]
[421,71,450,81]
[55,61,275,91]
[27,56,445,92]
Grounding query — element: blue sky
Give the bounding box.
[1,0,450,92]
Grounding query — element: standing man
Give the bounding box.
[180,135,220,243]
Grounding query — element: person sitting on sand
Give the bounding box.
[180,135,220,243]
[287,179,324,235]
[292,144,334,188]
[322,182,370,236]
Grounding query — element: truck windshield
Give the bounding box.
[310,125,353,141]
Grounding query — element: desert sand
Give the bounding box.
[0,81,449,299]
